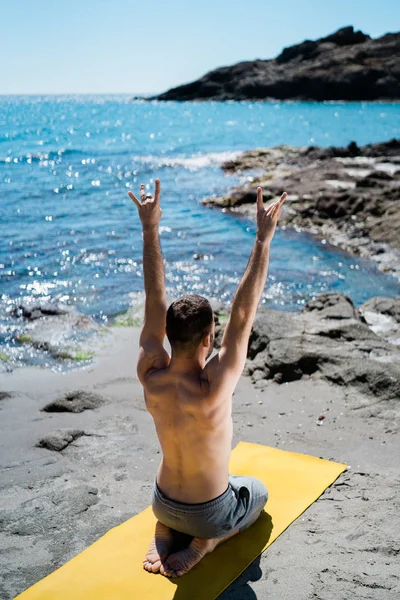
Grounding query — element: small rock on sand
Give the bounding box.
[42,390,106,413]
[36,429,85,451]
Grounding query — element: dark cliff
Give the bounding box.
[152,26,400,101]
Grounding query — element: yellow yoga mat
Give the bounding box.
[16,442,346,600]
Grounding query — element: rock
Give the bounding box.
[203,140,400,278]
[361,138,400,158]
[360,297,400,322]
[356,171,395,188]
[359,297,400,345]
[11,303,68,321]
[244,293,400,409]
[303,139,400,161]
[321,26,369,46]
[304,293,359,320]
[12,304,99,364]
[0,392,13,400]
[36,429,85,451]
[42,391,106,413]
[151,27,400,101]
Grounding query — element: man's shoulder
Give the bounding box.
[137,345,170,384]
[203,352,235,391]
[139,364,169,387]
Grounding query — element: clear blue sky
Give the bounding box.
[1,0,399,95]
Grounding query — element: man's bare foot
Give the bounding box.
[160,530,238,577]
[143,521,175,573]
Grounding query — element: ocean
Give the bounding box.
[1,96,400,364]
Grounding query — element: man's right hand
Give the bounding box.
[256,187,287,244]
[128,179,162,231]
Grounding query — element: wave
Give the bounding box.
[137,151,240,171]
[0,148,239,169]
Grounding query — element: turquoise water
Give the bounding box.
[1,97,400,342]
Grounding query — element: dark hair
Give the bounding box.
[166,294,213,355]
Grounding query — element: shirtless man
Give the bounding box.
[129,180,286,577]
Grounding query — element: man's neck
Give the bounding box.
[168,354,205,376]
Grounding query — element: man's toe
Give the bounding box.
[160,563,175,577]
[151,560,161,573]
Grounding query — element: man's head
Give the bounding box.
[166,294,214,359]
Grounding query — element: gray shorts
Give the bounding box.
[152,475,268,539]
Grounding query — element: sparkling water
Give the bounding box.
[1,96,399,337]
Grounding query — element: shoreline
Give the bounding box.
[203,139,400,280]
[2,265,399,376]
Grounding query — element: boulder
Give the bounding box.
[359,297,400,345]
[303,293,359,320]
[360,297,400,322]
[242,294,400,409]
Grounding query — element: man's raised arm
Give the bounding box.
[206,187,286,392]
[129,179,169,378]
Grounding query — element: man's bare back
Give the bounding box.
[129,180,286,577]
[143,344,232,504]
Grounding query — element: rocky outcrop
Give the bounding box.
[9,302,100,368]
[152,27,400,101]
[214,293,400,414]
[203,139,400,277]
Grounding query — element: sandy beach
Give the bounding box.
[1,318,399,600]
